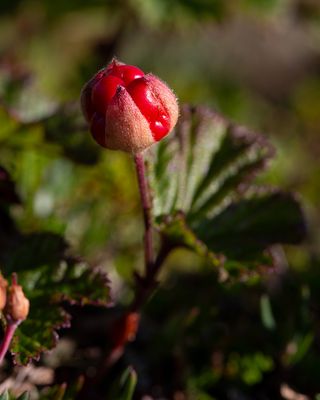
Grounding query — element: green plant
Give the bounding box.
[0,59,307,399]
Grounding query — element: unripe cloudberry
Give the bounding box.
[81,59,179,153]
[0,274,8,311]
[6,280,29,322]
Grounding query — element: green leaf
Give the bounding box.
[0,106,18,141]
[285,332,314,366]
[111,366,137,400]
[119,366,137,400]
[147,105,306,272]
[0,391,9,400]
[0,233,111,365]
[39,377,84,400]
[41,384,67,400]
[11,299,70,365]
[17,393,30,400]
[193,191,306,260]
[2,232,67,274]
[260,294,276,330]
[0,391,29,400]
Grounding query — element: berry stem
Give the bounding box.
[130,241,172,311]
[0,319,20,365]
[102,153,171,370]
[132,152,173,311]
[133,152,154,276]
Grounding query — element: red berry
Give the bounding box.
[91,75,124,115]
[90,113,106,147]
[81,70,105,122]
[149,113,170,141]
[81,59,179,153]
[108,63,144,85]
[126,77,170,140]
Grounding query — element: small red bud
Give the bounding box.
[6,278,29,322]
[0,275,8,311]
[80,59,179,153]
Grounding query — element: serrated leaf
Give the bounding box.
[11,299,70,365]
[0,232,111,365]
[193,191,306,260]
[49,260,111,306]
[148,105,274,219]
[147,105,306,272]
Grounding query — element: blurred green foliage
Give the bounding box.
[0,0,320,399]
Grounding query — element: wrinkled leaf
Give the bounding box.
[147,105,306,272]
[0,232,110,365]
[11,303,70,366]
[194,191,306,259]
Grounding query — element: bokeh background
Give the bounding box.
[1,0,320,399]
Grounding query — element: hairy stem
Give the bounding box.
[101,153,172,371]
[134,152,154,276]
[0,319,19,365]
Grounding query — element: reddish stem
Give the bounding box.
[100,153,171,372]
[0,320,19,365]
[130,242,171,311]
[134,152,154,275]
[132,152,173,311]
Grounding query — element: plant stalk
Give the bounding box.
[132,152,173,311]
[102,152,171,371]
[130,241,171,311]
[0,319,19,365]
[133,152,154,277]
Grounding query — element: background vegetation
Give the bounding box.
[0,0,320,399]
